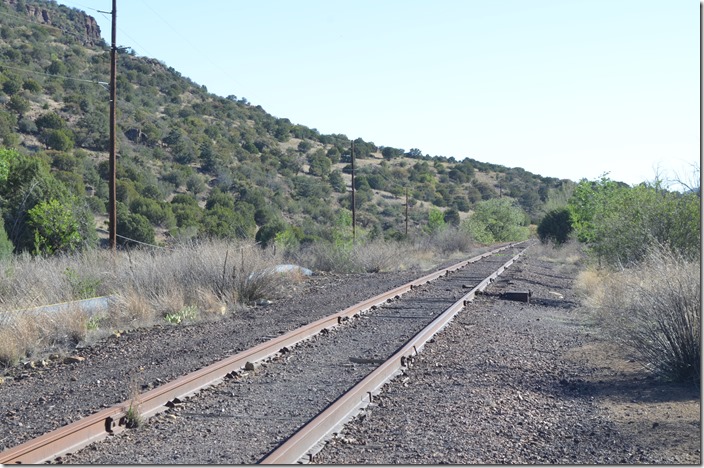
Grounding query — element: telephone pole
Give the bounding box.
[108,0,117,250]
[350,140,356,242]
[405,187,409,237]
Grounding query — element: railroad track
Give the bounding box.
[0,242,530,464]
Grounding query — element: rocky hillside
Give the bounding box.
[0,0,571,252]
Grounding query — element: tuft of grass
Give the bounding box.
[581,245,700,384]
[124,376,143,429]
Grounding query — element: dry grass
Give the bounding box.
[293,240,407,274]
[531,240,584,269]
[578,245,700,384]
[0,239,294,366]
[0,305,87,366]
[0,234,520,367]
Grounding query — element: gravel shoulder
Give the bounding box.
[314,248,701,464]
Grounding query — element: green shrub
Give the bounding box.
[537,207,573,245]
[0,216,13,261]
[116,203,155,247]
[255,220,287,248]
[568,177,700,265]
[462,198,530,244]
[28,199,82,255]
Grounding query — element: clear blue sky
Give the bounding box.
[58,0,700,188]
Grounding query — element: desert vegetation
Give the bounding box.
[0,239,292,365]
[552,174,701,384]
[0,0,563,260]
[0,215,525,367]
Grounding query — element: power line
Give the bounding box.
[136,0,243,92]
[0,63,108,89]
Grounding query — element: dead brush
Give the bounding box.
[225,244,289,304]
[586,245,700,384]
[0,305,87,367]
[429,227,475,255]
[349,240,405,273]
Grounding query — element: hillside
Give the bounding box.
[0,0,572,253]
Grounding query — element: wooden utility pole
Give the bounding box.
[405,187,409,237]
[108,0,117,250]
[350,140,356,242]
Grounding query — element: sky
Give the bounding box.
[57,0,700,188]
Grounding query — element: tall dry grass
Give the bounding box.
[0,239,294,366]
[0,233,507,366]
[576,245,700,384]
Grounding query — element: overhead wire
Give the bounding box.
[136,0,243,92]
[4,2,260,245]
[0,63,109,88]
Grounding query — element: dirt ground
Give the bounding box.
[565,340,701,464]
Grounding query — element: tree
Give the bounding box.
[0,151,95,253]
[0,212,12,260]
[568,176,700,265]
[329,170,346,193]
[255,219,287,248]
[201,203,256,239]
[45,129,75,151]
[443,207,461,227]
[382,146,404,160]
[407,148,423,158]
[308,150,331,178]
[0,147,14,182]
[35,112,66,131]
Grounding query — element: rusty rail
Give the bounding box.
[259,246,529,464]
[0,242,525,464]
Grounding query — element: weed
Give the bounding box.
[86,315,101,331]
[124,376,143,429]
[64,267,101,300]
[164,305,198,325]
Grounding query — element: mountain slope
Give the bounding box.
[0,0,571,252]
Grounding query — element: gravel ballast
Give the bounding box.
[1,243,699,464]
[59,246,526,464]
[314,250,701,464]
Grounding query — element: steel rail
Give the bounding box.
[0,242,525,465]
[259,246,529,464]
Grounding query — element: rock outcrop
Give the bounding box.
[2,0,103,46]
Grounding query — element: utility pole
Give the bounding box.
[405,187,409,237]
[108,0,117,250]
[350,140,356,242]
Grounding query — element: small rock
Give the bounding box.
[64,356,85,364]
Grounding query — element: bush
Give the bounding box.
[537,207,573,245]
[255,220,287,248]
[581,246,700,384]
[462,198,530,244]
[28,199,82,255]
[568,177,700,266]
[117,203,155,246]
